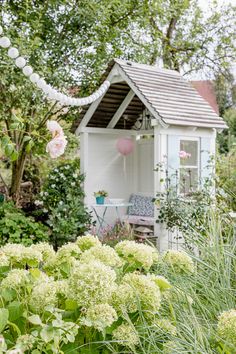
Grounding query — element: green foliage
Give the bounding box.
[36,160,92,248]
[216,147,236,211]
[0,202,49,246]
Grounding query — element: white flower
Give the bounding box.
[51,184,56,188]
[34,200,43,206]
[46,120,63,138]
[46,136,67,159]
[71,182,76,186]
[59,201,63,205]
[72,173,78,178]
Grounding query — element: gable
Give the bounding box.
[75,59,227,132]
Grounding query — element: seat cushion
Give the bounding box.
[128,194,154,217]
[122,214,154,226]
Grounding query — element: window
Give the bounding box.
[179,139,199,195]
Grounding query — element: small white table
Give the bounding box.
[91,203,133,234]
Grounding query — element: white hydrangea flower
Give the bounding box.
[30,243,55,262]
[122,272,161,313]
[217,309,236,348]
[71,182,76,186]
[1,269,30,291]
[57,242,81,260]
[115,240,159,270]
[1,244,26,265]
[79,244,123,268]
[72,173,78,178]
[0,252,9,267]
[112,323,139,348]
[81,303,118,331]
[29,280,58,312]
[112,283,138,314]
[69,260,117,307]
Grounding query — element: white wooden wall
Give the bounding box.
[80,132,155,227]
[137,138,154,195]
[153,124,216,252]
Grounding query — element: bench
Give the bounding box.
[122,193,155,227]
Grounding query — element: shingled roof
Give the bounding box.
[75,59,227,131]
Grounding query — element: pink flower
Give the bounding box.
[46,136,67,159]
[46,120,63,138]
[179,150,191,159]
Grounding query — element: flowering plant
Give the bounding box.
[94,190,108,197]
[0,236,179,353]
[179,150,191,159]
[35,160,92,248]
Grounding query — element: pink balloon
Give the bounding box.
[116,137,134,156]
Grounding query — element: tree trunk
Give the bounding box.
[10,148,27,204]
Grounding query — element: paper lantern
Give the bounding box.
[116,137,134,156]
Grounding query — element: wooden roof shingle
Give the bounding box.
[75,59,227,130]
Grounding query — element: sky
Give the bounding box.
[198,0,236,9]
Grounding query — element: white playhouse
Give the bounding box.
[75,59,226,251]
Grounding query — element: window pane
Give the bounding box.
[179,168,198,194]
[180,140,198,166]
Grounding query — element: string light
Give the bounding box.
[0,26,110,106]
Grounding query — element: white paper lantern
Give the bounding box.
[0,36,11,48]
[0,26,3,35]
[8,47,19,59]
[22,65,33,76]
[36,78,46,89]
[30,73,40,83]
[42,84,52,94]
[15,56,26,68]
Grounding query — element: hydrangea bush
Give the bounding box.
[0,236,179,353]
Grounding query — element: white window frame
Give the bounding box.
[179,137,200,195]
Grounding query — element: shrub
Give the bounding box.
[35,160,92,249]
[0,236,176,353]
[0,202,49,246]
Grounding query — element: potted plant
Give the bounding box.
[94,190,108,205]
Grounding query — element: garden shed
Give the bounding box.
[75,59,227,251]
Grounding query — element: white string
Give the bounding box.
[0,25,111,106]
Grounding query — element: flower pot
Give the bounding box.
[96,196,105,205]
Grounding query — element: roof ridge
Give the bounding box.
[114,58,180,76]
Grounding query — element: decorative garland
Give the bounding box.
[0,25,111,106]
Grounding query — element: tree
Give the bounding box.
[122,0,236,77]
[0,0,138,202]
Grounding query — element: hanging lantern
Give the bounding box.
[116,137,134,156]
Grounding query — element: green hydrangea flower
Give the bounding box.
[112,323,139,348]
[162,250,194,274]
[122,272,161,313]
[217,309,236,348]
[76,234,101,251]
